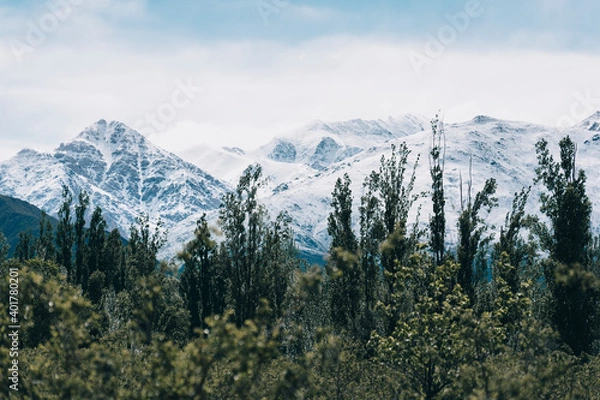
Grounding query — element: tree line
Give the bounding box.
[1,118,599,399]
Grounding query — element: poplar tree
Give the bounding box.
[535,136,598,355]
[429,114,446,266]
[456,162,497,303]
[327,174,361,336]
[37,211,55,261]
[74,190,89,286]
[56,185,74,278]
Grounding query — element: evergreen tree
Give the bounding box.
[74,190,89,287]
[429,113,446,266]
[37,211,55,261]
[56,185,74,278]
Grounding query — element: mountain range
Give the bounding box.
[1,113,599,261]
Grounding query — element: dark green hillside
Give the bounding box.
[0,194,57,253]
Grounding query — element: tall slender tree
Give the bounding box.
[457,161,497,303]
[179,214,217,332]
[86,206,107,291]
[0,231,9,263]
[74,191,89,286]
[15,231,35,261]
[37,211,55,261]
[429,114,446,266]
[327,174,361,336]
[56,185,74,278]
[535,136,598,355]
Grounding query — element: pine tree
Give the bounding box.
[74,191,89,287]
[56,185,74,278]
[429,114,446,266]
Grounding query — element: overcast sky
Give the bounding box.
[1,0,600,160]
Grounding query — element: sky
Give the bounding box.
[1,0,600,160]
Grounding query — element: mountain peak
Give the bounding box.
[578,111,600,131]
[77,119,144,145]
[471,115,497,124]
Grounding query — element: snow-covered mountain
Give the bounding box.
[0,120,229,257]
[181,113,600,261]
[1,113,599,263]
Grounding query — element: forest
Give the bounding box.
[1,118,599,399]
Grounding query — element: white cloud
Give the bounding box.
[1,28,600,161]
